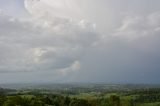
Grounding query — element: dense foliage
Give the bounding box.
[0,85,160,106]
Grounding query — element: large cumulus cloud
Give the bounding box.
[0,10,98,77]
[0,0,160,83]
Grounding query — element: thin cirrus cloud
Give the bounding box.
[0,0,160,83]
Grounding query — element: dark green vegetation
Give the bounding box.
[0,84,160,106]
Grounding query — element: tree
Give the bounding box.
[69,98,91,106]
[109,95,121,106]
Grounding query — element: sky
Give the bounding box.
[0,0,160,84]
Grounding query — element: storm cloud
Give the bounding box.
[0,0,160,83]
